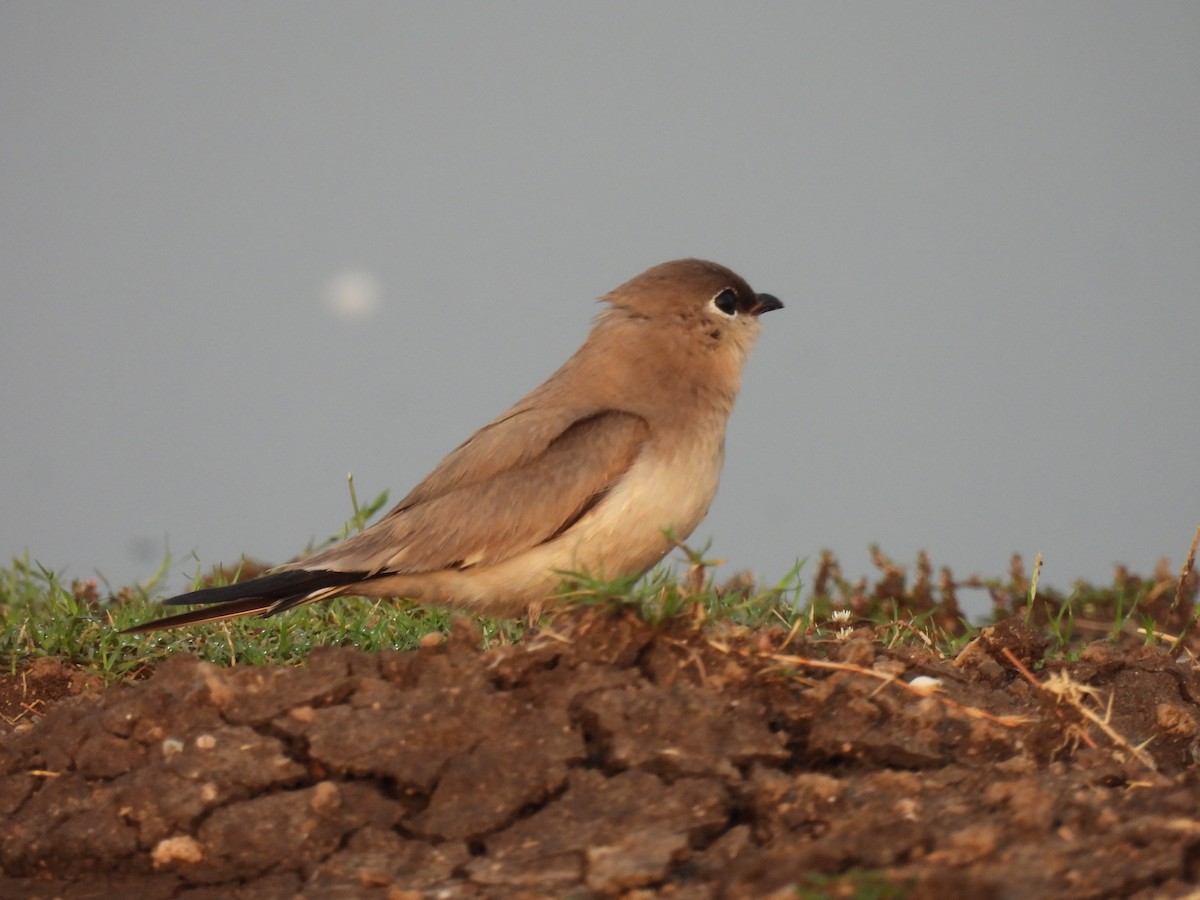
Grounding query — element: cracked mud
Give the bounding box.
[4,609,1200,898]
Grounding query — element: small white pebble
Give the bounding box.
[908,675,943,695]
[896,797,921,821]
[310,781,341,813]
[194,734,217,750]
[161,738,184,757]
[151,835,204,868]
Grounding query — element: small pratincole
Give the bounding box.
[126,258,782,633]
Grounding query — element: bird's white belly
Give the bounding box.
[560,436,724,575]
[410,435,725,613]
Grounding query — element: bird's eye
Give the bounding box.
[711,288,738,318]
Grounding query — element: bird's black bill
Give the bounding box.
[750,293,783,316]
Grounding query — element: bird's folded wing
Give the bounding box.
[299,410,650,575]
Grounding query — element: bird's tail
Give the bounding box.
[121,569,371,633]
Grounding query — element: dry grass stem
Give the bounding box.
[1030,552,1043,605]
[765,652,1027,728]
[1167,524,1200,658]
[1001,646,1160,775]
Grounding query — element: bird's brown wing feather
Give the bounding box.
[298,409,649,575]
[124,409,648,633]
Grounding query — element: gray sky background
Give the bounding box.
[2,3,1197,612]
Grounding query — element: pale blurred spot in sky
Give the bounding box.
[323,270,381,320]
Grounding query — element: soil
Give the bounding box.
[3,607,1200,899]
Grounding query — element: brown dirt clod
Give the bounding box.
[3,606,1200,897]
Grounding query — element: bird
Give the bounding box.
[125,258,782,632]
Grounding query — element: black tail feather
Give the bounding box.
[161,569,367,606]
[122,568,373,634]
[122,596,283,633]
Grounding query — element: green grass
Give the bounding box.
[0,552,523,678]
[0,547,808,680]
[0,534,814,680]
[795,869,914,899]
[0,481,524,678]
[1,532,1196,681]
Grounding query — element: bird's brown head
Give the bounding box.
[600,258,783,365]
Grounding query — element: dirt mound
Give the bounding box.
[3,608,1200,898]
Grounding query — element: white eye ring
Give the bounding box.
[710,288,738,318]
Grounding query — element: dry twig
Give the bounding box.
[1001,647,1160,775]
[1168,524,1200,658]
[765,652,1027,728]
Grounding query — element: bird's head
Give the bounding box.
[600,258,783,368]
